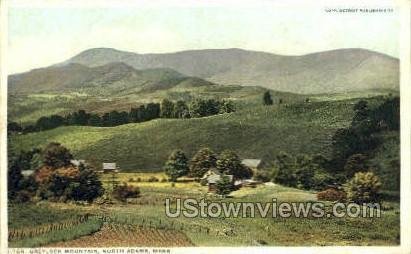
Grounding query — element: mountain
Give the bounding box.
[62,47,399,94]
[8,62,215,95]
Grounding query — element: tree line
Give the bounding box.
[8,98,235,134]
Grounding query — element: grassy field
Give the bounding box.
[8,173,400,247]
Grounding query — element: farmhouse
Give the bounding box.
[201,169,234,192]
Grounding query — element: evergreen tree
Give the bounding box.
[164,150,189,182]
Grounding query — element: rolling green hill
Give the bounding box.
[8,97,367,169]
[9,95,399,190]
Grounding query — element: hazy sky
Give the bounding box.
[8,2,399,74]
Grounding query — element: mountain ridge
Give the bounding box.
[63,47,400,94]
[9,47,399,94]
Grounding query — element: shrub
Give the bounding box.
[148,176,159,182]
[160,178,167,182]
[112,183,140,202]
[15,190,33,203]
[317,188,346,202]
[136,177,142,182]
[344,172,382,204]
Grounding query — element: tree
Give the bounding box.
[216,150,252,180]
[67,110,90,125]
[220,100,235,113]
[189,99,208,117]
[70,163,104,202]
[8,122,22,133]
[129,106,145,123]
[36,115,65,131]
[294,154,315,189]
[205,99,220,115]
[343,153,369,178]
[263,91,273,105]
[174,100,189,118]
[372,96,400,131]
[344,172,382,204]
[189,148,217,178]
[160,99,175,118]
[88,114,102,126]
[105,110,129,126]
[273,151,296,187]
[215,175,233,197]
[42,142,73,168]
[145,103,161,120]
[8,154,23,199]
[164,150,189,182]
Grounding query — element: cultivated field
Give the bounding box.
[8,172,400,247]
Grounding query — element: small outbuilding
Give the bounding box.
[102,163,118,173]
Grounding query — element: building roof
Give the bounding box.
[21,170,34,177]
[102,163,116,170]
[241,159,262,168]
[70,159,85,167]
[207,174,233,184]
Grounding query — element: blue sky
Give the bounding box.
[8,2,399,73]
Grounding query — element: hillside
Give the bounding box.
[8,98,363,170]
[9,95,399,191]
[7,62,216,95]
[62,47,399,94]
